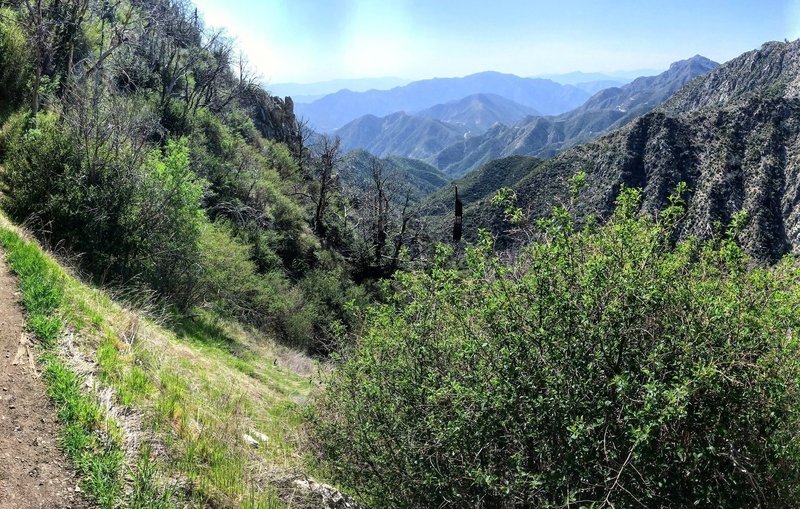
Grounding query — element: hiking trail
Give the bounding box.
[0,252,90,509]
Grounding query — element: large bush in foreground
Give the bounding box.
[310,189,800,508]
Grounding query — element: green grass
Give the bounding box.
[0,228,127,508]
[0,220,317,508]
[129,445,174,509]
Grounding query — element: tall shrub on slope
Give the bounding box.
[310,188,800,508]
[0,112,205,305]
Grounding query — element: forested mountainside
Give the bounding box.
[437,41,799,261]
[295,71,590,131]
[434,55,718,177]
[415,155,543,229]
[0,0,429,359]
[341,150,449,201]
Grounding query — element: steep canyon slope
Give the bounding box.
[502,41,800,261]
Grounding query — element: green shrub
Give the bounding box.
[298,266,367,354]
[310,188,800,508]
[189,108,312,270]
[136,138,206,304]
[195,221,270,319]
[196,221,338,352]
[0,112,80,220]
[0,113,206,307]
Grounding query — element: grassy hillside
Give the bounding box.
[0,213,322,508]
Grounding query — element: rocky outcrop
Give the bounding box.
[506,96,797,260]
[240,87,301,154]
[662,40,800,114]
[271,473,361,509]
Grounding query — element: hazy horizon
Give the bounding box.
[191,0,798,86]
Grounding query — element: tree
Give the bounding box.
[311,134,342,237]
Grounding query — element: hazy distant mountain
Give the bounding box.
[295,71,590,131]
[336,112,468,161]
[434,56,718,177]
[336,94,540,163]
[416,93,541,134]
[573,80,626,94]
[534,69,662,84]
[267,77,410,103]
[573,56,718,115]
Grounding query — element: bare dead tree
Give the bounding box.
[453,185,463,242]
[390,189,412,272]
[369,157,392,264]
[312,134,342,237]
[21,0,47,113]
[295,116,315,176]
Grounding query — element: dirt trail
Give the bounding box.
[0,253,90,509]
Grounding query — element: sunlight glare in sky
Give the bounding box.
[191,0,798,84]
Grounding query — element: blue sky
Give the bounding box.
[191,0,800,84]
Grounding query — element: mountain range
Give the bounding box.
[329,56,716,179]
[335,93,544,160]
[268,76,411,103]
[533,69,663,84]
[416,93,541,133]
[417,40,800,262]
[433,55,719,176]
[335,113,468,162]
[295,71,591,131]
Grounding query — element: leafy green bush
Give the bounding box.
[310,188,800,508]
[189,108,313,269]
[0,113,205,307]
[195,221,357,352]
[298,264,368,354]
[136,138,206,304]
[0,112,79,221]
